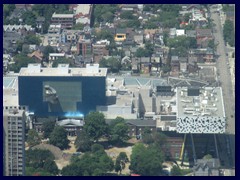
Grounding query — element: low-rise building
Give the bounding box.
[51,13,74,29]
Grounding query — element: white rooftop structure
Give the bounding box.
[176,87,226,133]
[75,4,91,15]
[176,29,185,36]
[19,64,107,77]
[52,13,74,18]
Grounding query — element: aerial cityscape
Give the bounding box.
[3,4,235,176]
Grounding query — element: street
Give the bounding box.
[210,6,235,168]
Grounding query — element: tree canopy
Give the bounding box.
[109,117,129,145]
[223,20,235,47]
[52,57,75,67]
[115,152,129,174]
[26,149,58,176]
[26,129,41,147]
[9,53,36,73]
[49,126,70,150]
[61,144,114,176]
[93,4,119,24]
[129,143,165,176]
[75,130,92,152]
[171,165,183,176]
[84,112,108,142]
[99,57,121,73]
[42,121,56,139]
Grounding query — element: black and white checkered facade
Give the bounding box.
[177,116,225,133]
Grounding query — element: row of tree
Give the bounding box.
[223,20,235,47]
[27,125,70,150]
[25,149,59,176]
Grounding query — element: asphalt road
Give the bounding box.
[210,6,235,168]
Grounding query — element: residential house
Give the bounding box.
[28,50,43,63]
[186,30,196,38]
[144,29,158,42]
[196,28,213,48]
[179,57,188,72]
[188,48,214,63]
[169,28,176,38]
[48,53,65,64]
[171,56,180,73]
[114,28,127,42]
[188,57,199,73]
[193,158,220,176]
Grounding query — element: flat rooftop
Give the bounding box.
[3,77,19,107]
[177,87,225,117]
[19,64,107,77]
[52,13,74,18]
[76,4,91,15]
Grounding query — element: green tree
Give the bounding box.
[72,23,84,30]
[171,165,183,176]
[42,121,55,139]
[93,4,119,24]
[115,152,129,174]
[223,20,235,47]
[135,47,149,57]
[120,11,135,19]
[43,160,59,175]
[129,143,164,176]
[21,11,37,26]
[62,147,114,176]
[96,29,114,42]
[49,126,70,150]
[161,65,171,73]
[84,112,108,142]
[27,129,41,147]
[99,57,121,73]
[75,130,92,152]
[24,34,42,45]
[110,122,129,145]
[43,45,55,61]
[61,164,81,176]
[9,54,36,73]
[52,57,75,67]
[109,117,125,128]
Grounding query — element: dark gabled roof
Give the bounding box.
[116,28,127,34]
[105,119,156,127]
[196,29,212,37]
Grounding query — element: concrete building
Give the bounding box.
[51,13,74,29]
[92,40,110,63]
[176,87,226,133]
[77,38,92,57]
[47,24,62,46]
[3,109,25,176]
[18,64,107,117]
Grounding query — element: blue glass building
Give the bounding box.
[18,64,107,117]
